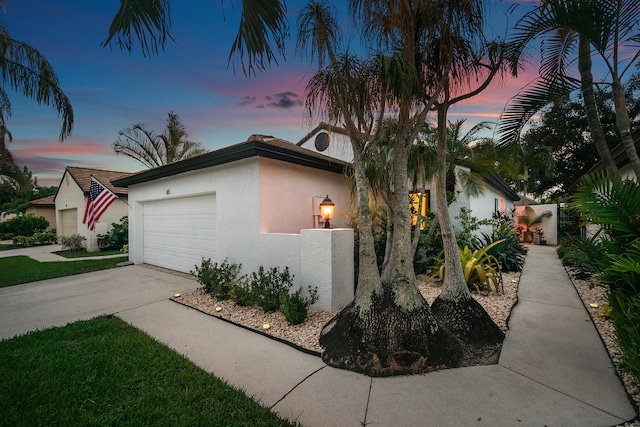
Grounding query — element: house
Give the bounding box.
[18,195,56,231]
[54,167,132,252]
[298,122,520,235]
[113,135,354,313]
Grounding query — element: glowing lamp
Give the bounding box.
[319,195,335,228]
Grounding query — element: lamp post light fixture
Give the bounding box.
[319,195,335,228]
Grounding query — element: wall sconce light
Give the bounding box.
[319,195,335,229]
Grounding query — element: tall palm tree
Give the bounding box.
[499,0,640,178]
[113,112,206,168]
[0,2,74,163]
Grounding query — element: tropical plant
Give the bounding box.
[113,111,206,168]
[517,206,552,242]
[571,171,640,253]
[434,240,504,293]
[558,235,605,279]
[104,0,511,375]
[498,0,640,178]
[608,290,640,377]
[478,210,527,273]
[0,1,73,162]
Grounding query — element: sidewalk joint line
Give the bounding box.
[270,365,326,410]
[361,377,373,426]
[498,364,628,422]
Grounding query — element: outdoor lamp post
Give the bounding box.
[319,195,335,228]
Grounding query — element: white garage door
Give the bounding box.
[143,194,217,273]
[60,208,77,236]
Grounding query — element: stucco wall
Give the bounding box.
[55,171,129,251]
[258,157,351,233]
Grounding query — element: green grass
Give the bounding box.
[0,316,296,426]
[56,249,126,258]
[0,243,17,251]
[0,256,128,287]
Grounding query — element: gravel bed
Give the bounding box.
[568,269,640,426]
[171,271,520,354]
[173,268,639,424]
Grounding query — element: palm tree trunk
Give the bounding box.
[578,37,618,177]
[612,78,640,178]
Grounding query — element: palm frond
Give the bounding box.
[0,30,73,140]
[102,0,173,57]
[229,0,289,76]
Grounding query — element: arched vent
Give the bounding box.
[314,132,330,152]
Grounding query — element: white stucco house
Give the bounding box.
[298,122,521,235]
[54,167,132,252]
[113,135,355,312]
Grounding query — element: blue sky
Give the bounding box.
[3,0,541,186]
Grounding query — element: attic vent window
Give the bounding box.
[315,132,330,152]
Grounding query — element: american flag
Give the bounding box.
[82,177,118,231]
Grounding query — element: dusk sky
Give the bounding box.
[3,1,546,187]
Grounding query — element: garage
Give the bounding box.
[60,208,77,236]
[142,194,217,273]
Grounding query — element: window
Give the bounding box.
[314,132,330,151]
[410,191,430,229]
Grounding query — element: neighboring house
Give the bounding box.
[54,167,132,252]
[113,135,354,312]
[18,195,56,231]
[298,122,520,235]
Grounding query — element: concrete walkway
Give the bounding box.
[0,241,127,261]
[0,244,637,426]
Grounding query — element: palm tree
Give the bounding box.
[499,0,640,178]
[0,2,74,163]
[113,112,206,168]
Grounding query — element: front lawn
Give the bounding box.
[0,256,128,288]
[0,316,296,426]
[0,243,17,251]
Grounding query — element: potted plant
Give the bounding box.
[535,228,547,245]
[517,206,552,243]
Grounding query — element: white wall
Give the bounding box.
[258,157,351,233]
[298,130,353,163]
[127,156,355,312]
[515,204,558,246]
[55,171,128,252]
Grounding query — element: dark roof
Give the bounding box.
[482,170,520,202]
[297,122,350,146]
[18,195,55,209]
[113,135,349,187]
[54,167,133,202]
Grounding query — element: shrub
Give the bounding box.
[12,232,57,247]
[280,287,319,325]
[608,290,640,378]
[247,266,294,312]
[230,283,255,307]
[59,234,86,251]
[97,217,128,250]
[477,210,527,273]
[191,258,243,300]
[558,236,605,279]
[0,216,49,237]
[434,240,504,292]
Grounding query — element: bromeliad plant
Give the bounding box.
[434,239,505,292]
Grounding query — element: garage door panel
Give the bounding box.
[143,195,217,273]
[60,208,78,237]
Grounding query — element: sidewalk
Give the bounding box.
[0,244,637,426]
[0,242,126,261]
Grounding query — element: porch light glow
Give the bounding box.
[319,195,335,229]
